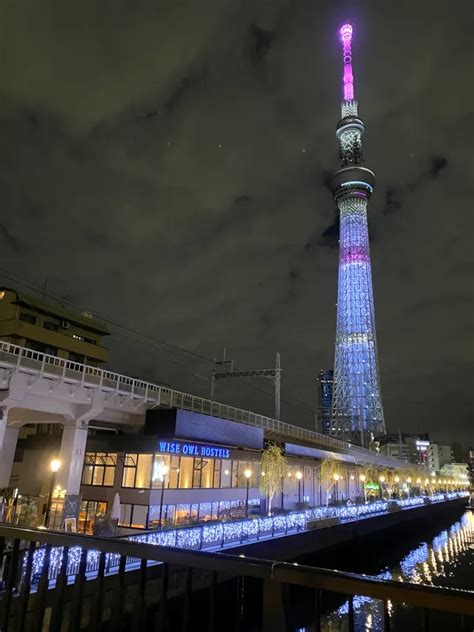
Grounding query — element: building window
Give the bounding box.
[25,340,57,356]
[118,503,149,529]
[84,337,97,345]
[122,453,153,489]
[78,500,108,534]
[213,459,221,488]
[72,333,84,341]
[231,460,240,488]
[69,352,84,364]
[221,460,231,488]
[178,456,193,489]
[19,313,36,325]
[43,321,59,332]
[82,452,117,486]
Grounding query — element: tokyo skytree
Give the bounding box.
[328,24,385,445]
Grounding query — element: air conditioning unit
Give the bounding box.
[61,320,70,329]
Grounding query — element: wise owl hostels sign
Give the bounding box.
[157,440,230,460]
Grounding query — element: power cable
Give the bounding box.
[0,268,316,415]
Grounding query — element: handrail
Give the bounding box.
[0,519,473,616]
[0,341,413,469]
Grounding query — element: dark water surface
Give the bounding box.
[291,509,474,631]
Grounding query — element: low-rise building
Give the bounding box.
[0,287,109,366]
[427,443,453,472]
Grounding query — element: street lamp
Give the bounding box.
[155,462,169,529]
[44,458,61,528]
[359,474,367,503]
[378,475,385,499]
[333,473,340,503]
[244,468,252,517]
[296,470,303,504]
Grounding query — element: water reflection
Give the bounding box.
[296,512,473,631]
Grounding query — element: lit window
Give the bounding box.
[0,290,5,300]
[72,334,84,341]
[81,452,117,486]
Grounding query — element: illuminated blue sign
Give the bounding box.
[157,440,230,459]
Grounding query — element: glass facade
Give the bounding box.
[121,453,260,490]
[81,453,117,486]
[116,498,262,529]
[78,500,108,534]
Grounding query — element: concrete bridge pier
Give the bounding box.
[0,410,19,488]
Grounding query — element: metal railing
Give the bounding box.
[0,341,410,468]
[0,519,472,632]
[1,494,468,590]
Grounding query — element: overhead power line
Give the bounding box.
[0,268,315,416]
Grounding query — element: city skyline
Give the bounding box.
[0,2,471,445]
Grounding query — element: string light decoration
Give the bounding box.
[24,492,467,581]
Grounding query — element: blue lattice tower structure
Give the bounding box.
[328,24,385,445]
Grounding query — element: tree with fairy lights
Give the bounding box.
[260,442,288,516]
[320,458,342,509]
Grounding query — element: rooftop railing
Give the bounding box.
[0,341,410,468]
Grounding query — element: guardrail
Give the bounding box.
[0,341,411,468]
[0,497,472,632]
[9,493,470,584]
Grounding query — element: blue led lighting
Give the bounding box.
[340,180,373,192]
[23,493,467,582]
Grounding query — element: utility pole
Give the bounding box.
[210,350,282,420]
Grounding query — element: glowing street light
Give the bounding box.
[44,458,61,527]
[296,471,303,503]
[244,468,252,517]
[154,462,169,529]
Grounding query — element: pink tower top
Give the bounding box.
[340,24,354,101]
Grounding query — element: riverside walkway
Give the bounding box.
[16,492,467,582]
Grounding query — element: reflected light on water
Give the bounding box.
[314,512,473,632]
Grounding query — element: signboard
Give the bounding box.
[364,483,380,491]
[62,494,81,531]
[157,440,230,459]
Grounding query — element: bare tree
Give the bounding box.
[260,442,288,516]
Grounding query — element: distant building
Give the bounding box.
[427,443,453,472]
[439,462,469,482]
[0,287,109,366]
[378,433,430,464]
[316,370,333,435]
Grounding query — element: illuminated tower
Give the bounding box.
[329,24,385,445]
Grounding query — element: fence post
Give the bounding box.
[262,579,286,632]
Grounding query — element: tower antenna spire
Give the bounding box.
[340,24,354,101]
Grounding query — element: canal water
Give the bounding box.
[291,509,474,631]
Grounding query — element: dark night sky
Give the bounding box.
[0,1,472,446]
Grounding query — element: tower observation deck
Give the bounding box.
[328,24,385,445]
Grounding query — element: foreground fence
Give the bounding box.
[0,519,473,632]
[2,493,468,585]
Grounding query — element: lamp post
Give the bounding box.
[378,475,385,500]
[296,471,303,504]
[155,462,169,529]
[333,473,340,503]
[359,474,366,503]
[244,468,252,517]
[44,458,61,528]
